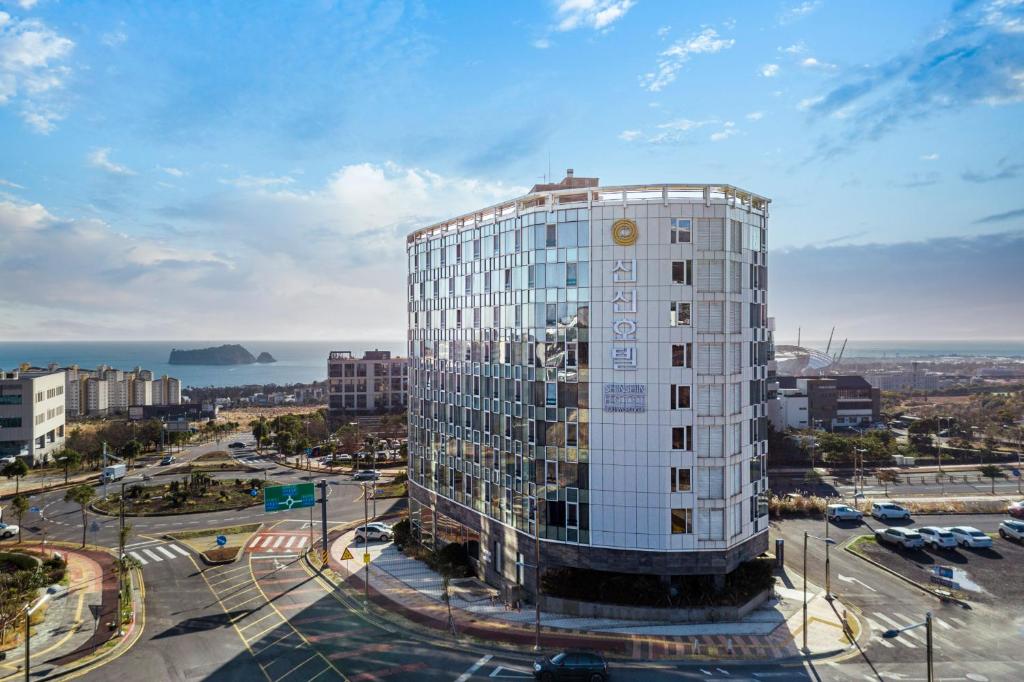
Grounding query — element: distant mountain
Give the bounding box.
[168,344,274,365]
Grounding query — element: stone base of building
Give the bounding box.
[409,482,769,602]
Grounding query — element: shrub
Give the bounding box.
[434,542,473,578]
[391,518,411,548]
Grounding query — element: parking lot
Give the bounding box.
[855,520,1024,606]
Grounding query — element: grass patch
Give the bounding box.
[94,477,265,516]
[846,534,877,556]
[375,472,408,499]
[170,523,261,539]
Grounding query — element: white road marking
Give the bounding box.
[272,536,285,549]
[933,617,952,631]
[260,536,273,548]
[716,669,731,675]
[837,574,877,592]
[455,654,492,682]
[125,540,160,549]
[157,546,177,559]
[295,537,308,548]
[170,544,190,557]
[249,537,261,548]
[251,553,299,560]
[876,613,929,647]
[947,616,967,628]
[142,548,163,563]
[488,665,533,678]
[285,536,296,548]
[129,551,148,565]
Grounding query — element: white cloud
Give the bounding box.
[15,1,39,9]
[640,28,735,92]
[0,12,74,132]
[761,63,780,78]
[618,129,641,141]
[657,25,671,38]
[101,30,127,47]
[0,178,24,189]
[532,38,551,49]
[709,121,737,141]
[220,174,295,188]
[798,95,824,110]
[554,0,636,32]
[645,118,715,144]
[801,56,837,71]
[160,167,186,177]
[88,148,135,175]
[780,42,807,55]
[746,111,764,121]
[780,1,823,25]
[921,152,940,161]
[982,0,1024,33]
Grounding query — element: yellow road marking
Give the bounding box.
[238,611,279,633]
[251,630,299,656]
[243,619,287,645]
[246,557,348,681]
[192,555,272,682]
[222,592,265,610]
[273,654,322,682]
[305,667,334,682]
[207,564,252,580]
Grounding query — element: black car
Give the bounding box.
[159,455,175,465]
[533,651,608,682]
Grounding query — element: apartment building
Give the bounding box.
[0,368,66,464]
[64,365,177,418]
[406,172,771,597]
[327,350,408,419]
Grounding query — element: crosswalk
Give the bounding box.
[125,541,192,566]
[246,532,309,554]
[866,611,967,649]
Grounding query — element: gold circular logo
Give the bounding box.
[611,219,638,246]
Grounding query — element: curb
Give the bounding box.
[842,536,972,609]
[164,523,265,566]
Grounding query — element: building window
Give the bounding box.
[671,426,692,450]
[669,302,691,326]
[669,385,691,410]
[670,467,691,492]
[671,343,693,368]
[671,260,692,285]
[671,508,692,534]
[670,218,691,243]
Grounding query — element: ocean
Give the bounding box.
[1,339,1021,389]
[0,341,406,388]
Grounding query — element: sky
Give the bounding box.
[1,0,1023,343]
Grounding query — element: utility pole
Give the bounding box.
[926,611,934,682]
[320,479,328,563]
[102,442,109,500]
[802,530,809,653]
[363,482,370,609]
[534,499,542,652]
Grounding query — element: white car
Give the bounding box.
[0,456,17,466]
[0,523,19,539]
[354,523,392,543]
[948,526,994,548]
[871,502,911,520]
[998,519,1024,542]
[827,504,863,522]
[875,527,925,549]
[917,526,957,549]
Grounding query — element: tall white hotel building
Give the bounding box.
[407,171,770,596]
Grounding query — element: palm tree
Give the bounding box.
[978,464,1006,495]
[2,459,29,495]
[8,495,28,543]
[65,484,97,548]
[250,417,270,453]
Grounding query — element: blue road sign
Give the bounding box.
[29,507,40,513]
[216,535,228,547]
[250,488,259,497]
[1012,468,1021,478]
[305,448,313,457]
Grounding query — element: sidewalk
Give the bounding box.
[0,542,139,681]
[325,530,859,661]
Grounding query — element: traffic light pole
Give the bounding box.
[320,479,328,562]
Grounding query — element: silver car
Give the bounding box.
[948,526,994,548]
[998,519,1024,542]
[875,527,925,549]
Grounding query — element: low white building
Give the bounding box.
[0,368,66,465]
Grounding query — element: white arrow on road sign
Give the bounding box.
[838,574,877,592]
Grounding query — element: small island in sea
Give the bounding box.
[168,344,277,365]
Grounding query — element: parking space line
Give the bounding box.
[239,612,280,633]
[252,631,301,656]
[223,592,265,610]
[244,619,288,645]
[273,654,321,682]
[304,668,333,682]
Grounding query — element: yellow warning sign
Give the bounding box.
[362,553,371,564]
[340,547,354,561]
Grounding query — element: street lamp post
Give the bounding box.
[533,498,542,653]
[23,593,50,682]
[882,611,933,682]
[362,481,369,610]
[802,530,837,652]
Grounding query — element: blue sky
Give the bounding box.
[1,0,1022,341]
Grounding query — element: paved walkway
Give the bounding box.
[326,530,858,660]
[0,543,128,681]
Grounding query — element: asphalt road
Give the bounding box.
[773,513,1023,682]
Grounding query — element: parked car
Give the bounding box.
[352,470,380,481]
[0,523,19,539]
[917,526,957,549]
[948,526,994,548]
[533,650,609,682]
[871,502,911,520]
[354,523,392,543]
[335,453,353,461]
[827,504,863,522]
[160,455,175,465]
[998,519,1024,542]
[0,456,17,466]
[1007,500,1024,519]
[875,527,925,549]
[228,441,247,449]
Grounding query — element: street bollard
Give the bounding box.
[776,538,785,567]
[727,637,733,655]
